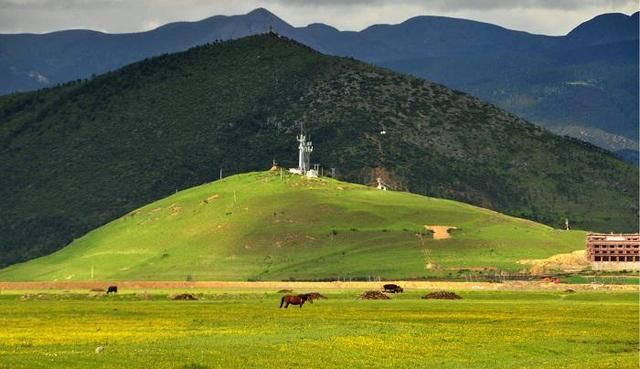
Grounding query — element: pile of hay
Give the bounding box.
[171,293,198,300]
[20,293,49,301]
[358,290,390,300]
[422,291,462,300]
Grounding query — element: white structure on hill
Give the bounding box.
[289,128,317,177]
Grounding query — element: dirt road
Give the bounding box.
[0,280,635,292]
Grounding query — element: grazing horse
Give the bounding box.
[106,285,118,294]
[280,294,309,308]
[301,292,328,303]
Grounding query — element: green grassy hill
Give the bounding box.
[0,33,635,269]
[0,171,585,281]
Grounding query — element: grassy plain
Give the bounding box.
[0,286,637,369]
[0,171,586,281]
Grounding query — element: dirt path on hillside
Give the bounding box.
[425,225,456,239]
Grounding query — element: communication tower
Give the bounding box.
[290,124,315,176]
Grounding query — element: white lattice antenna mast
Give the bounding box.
[296,123,313,173]
[303,140,313,172]
[297,133,306,171]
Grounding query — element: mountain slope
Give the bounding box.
[0,171,586,281]
[566,12,639,46]
[0,8,287,94]
[0,34,636,269]
[0,9,637,154]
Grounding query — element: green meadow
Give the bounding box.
[0,289,637,369]
[0,171,585,281]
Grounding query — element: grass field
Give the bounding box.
[0,286,637,369]
[0,171,586,281]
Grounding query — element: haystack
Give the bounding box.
[358,290,390,300]
[422,291,462,300]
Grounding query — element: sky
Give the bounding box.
[0,0,637,35]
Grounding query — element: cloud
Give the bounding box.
[0,0,637,35]
[0,0,127,9]
[27,71,50,84]
[264,0,637,10]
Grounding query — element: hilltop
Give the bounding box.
[1,9,637,155]
[0,171,585,281]
[0,34,636,268]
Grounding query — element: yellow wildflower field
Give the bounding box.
[0,289,637,369]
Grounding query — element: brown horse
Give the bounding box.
[301,292,328,304]
[280,294,309,308]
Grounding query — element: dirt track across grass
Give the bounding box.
[0,280,635,292]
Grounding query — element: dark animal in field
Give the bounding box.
[301,292,328,303]
[383,284,404,293]
[280,294,309,308]
[172,293,198,300]
[106,286,118,294]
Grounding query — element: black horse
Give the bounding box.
[280,294,309,308]
[106,285,118,294]
[383,284,404,293]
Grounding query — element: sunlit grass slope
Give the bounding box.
[0,171,585,281]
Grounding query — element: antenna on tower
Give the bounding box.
[289,122,317,177]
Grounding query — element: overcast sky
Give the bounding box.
[0,0,637,35]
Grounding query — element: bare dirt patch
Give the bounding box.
[518,250,589,274]
[424,225,456,240]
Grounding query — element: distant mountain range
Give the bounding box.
[1,9,637,157]
[0,34,637,268]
